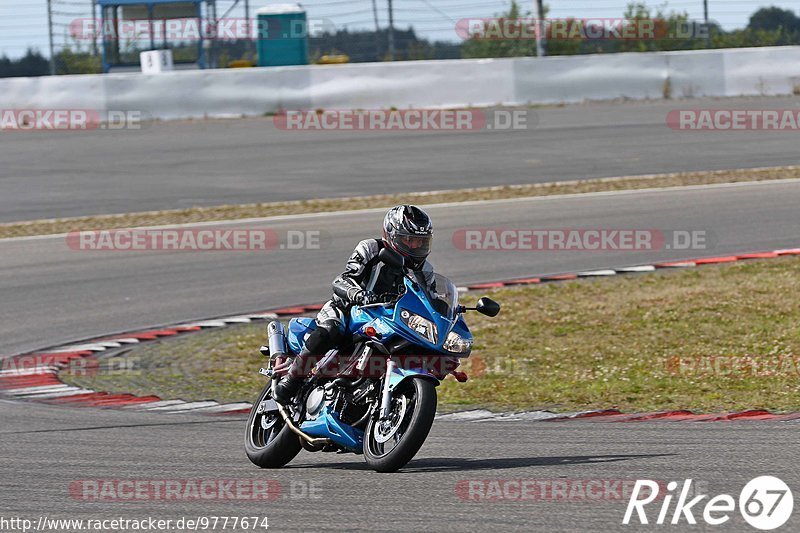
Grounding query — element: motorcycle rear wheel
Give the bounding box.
[244,382,302,468]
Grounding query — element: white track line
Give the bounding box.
[94,341,124,348]
[46,344,108,353]
[2,384,72,395]
[19,389,95,399]
[0,367,58,376]
[182,321,228,328]
[577,269,618,277]
[147,401,219,412]
[122,399,186,410]
[435,409,498,421]
[8,386,84,397]
[616,265,657,272]
[181,403,252,413]
[220,317,253,324]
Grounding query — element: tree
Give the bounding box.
[615,2,702,53]
[461,1,538,59]
[0,49,49,78]
[310,28,458,63]
[748,7,800,32]
[55,48,102,75]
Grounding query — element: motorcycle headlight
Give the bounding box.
[399,309,438,344]
[443,332,472,354]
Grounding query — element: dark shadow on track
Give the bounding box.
[285,453,677,472]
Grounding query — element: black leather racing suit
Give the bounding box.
[288,238,433,376]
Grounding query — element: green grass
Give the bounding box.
[64,257,800,413]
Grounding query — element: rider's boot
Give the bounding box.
[273,320,341,404]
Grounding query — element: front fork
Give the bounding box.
[378,358,397,420]
[378,358,440,421]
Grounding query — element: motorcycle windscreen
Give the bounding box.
[412,272,459,319]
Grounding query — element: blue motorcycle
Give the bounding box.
[245,248,500,472]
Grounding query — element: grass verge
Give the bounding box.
[3,165,799,239]
[63,256,800,413]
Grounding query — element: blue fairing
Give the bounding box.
[386,365,439,392]
[348,276,473,358]
[299,407,364,451]
[288,277,472,361]
[287,317,316,355]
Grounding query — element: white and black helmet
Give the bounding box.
[382,205,433,269]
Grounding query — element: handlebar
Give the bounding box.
[359,301,395,309]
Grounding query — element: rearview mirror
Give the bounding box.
[476,297,500,317]
[378,247,405,269]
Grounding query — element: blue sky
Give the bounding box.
[1,0,798,58]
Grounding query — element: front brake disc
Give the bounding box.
[374,396,408,443]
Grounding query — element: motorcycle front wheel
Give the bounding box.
[363,377,437,473]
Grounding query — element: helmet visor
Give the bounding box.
[395,233,432,260]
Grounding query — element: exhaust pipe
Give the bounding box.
[266,320,287,359]
[267,321,330,447]
[275,402,330,447]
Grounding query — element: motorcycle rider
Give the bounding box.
[273,204,434,403]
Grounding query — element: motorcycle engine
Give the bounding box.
[304,386,328,419]
[303,381,375,426]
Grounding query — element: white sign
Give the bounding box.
[140,49,174,74]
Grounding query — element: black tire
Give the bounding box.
[363,378,437,473]
[244,382,302,468]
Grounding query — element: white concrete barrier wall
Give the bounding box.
[0,73,107,110]
[663,52,726,98]
[513,52,668,103]
[720,46,800,96]
[104,67,314,120]
[0,46,798,121]
[308,58,517,110]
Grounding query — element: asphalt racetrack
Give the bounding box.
[2,400,797,531]
[1,96,799,222]
[1,100,800,531]
[2,181,800,357]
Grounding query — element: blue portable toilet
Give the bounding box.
[256,4,309,67]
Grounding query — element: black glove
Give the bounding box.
[350,289,381,306]
[377,292,398,304]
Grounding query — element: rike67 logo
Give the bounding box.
[623,476,793,530]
